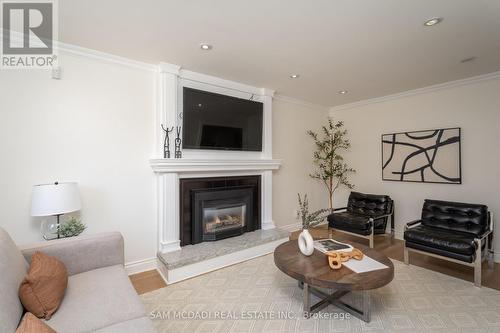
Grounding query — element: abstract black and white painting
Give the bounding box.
[382,128,461,184]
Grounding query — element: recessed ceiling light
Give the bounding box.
[200,43,212,50]
[460,56,476,63]
[424,17,443,27]
[289,74,300,79]
[338,90,348,95]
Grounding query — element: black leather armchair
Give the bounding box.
[327,192,394,248]
[404,199,494,287]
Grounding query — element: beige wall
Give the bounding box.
[272,98,330,230]
[8,46,494,266]
[330,76,500,261]
[0,51,331,266]
[0,53,157,265]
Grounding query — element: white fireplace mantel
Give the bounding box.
[152,159,281,253]
[152,62,281,254]
[150,158,282,173]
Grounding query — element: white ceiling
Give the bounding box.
[59,0,500,107]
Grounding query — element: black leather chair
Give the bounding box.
[327,192,394,248]
[404,199,494,287]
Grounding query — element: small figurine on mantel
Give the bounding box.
[174,126,182,158]
[161,124,174,158]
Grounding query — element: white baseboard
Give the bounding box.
[261,220,277,230]
[279,222,301,233]
[156,264,169,285]
[125,257,158,275]
[158,237,288,284]
[494,252,500,263]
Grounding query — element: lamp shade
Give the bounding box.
[31,182,81,217]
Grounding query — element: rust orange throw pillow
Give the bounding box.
[16,312,57,333]
[19,252,68,320]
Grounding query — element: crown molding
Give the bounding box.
[159,62,181,75]
[0,30,154,72]
[261,88,275,97]
[330,71,500,113]
[56,43,274,99]
[56,42,158,72]
[179,69,266,96]
[274,94,329,112]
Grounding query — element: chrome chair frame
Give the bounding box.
[404,212,494,287]
[328,204,395,248]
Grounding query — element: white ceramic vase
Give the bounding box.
[298,229,314,256]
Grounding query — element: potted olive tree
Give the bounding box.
[307,119,355,210]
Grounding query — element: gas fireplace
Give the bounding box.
[203,204,246,234]
[179,176,261,246]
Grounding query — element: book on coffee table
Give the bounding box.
[313,239,353,253]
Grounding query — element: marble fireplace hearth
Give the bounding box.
[157,228,288,284]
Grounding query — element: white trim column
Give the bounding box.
[261,88,275,159]
[155,62,181,158]
[158,173,181,253]
[156,62,182,253]
[261,170,275,230]
[260,88,275,229]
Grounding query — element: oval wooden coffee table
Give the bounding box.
[274,240,394,322]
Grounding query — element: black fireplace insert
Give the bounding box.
[179,176,261,246]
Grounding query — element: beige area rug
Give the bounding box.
[141,254,500,333]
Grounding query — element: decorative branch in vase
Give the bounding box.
[297,193,330,256]
[307,119,356,210]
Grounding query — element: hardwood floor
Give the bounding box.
[129,225,500,294]
[129,269,166,295]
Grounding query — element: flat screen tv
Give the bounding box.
[182,87,263,151]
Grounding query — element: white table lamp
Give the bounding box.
[31,182,81,239]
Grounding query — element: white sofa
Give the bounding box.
[0,227,157,333]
